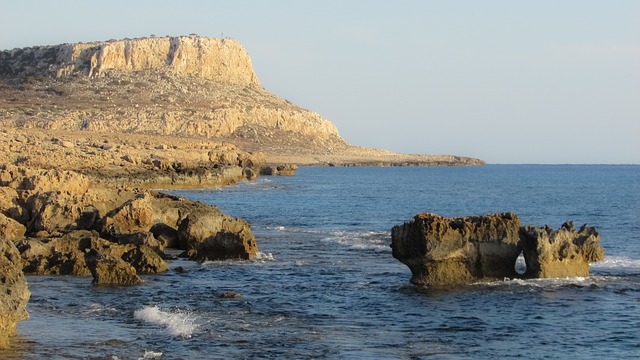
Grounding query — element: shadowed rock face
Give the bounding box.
[519,222,605,278]
[0,238,30,348]
[391,213,521,286]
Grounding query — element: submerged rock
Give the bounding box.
[391,212,521,286]
[0,238,30,348]
[519,221,605,278]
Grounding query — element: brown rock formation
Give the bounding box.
[259,164,298,176]
[178,205,257,261]
[0,238,30,348]
[85,249,143,286]
[519,222,605,278]
[391,213,521,286]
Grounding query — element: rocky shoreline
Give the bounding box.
[0,35,486,348]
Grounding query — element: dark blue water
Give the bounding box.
[4,165,640,359]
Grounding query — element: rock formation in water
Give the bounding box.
[391,212,522,286]
[85,249,143,286]
[519,222,605,278]
[0,237,30,348]
[392,213,606,286]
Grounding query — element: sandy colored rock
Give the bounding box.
[0,238,30,348]
[0,213,26,240]
[391,212,521,286]
[519,222,605,278]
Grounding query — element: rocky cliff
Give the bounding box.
[0,36,483,167]
[0,36,259,85]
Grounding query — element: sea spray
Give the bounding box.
[134,306,198,339]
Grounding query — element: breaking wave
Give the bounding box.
[134,306,199,339]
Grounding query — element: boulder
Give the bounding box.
[0,186,26,223]
[0,213,26,240]
[122,246,169,274]
[391,212,521,286]
[178,210,257,261]
[100,191,259,261]
[519,221,605,278]
[85,249,143,285]
[259,163,298,176]
[0,238,31,349]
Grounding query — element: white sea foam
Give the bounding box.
[322,230,390,252]
[591,256,640,270]
[134,306,199,339]
[138,351,163,360]
[254,251,275,261]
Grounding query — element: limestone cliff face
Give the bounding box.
[0,36,344,147]
[0,36,259,86]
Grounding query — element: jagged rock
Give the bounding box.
[276,164,298,176]
[100,191,259,261]
[0,238,30,349]
[149,223,179,249]
[259,164,298,176]
[0,213,26,240]
[0,186,26,223]
[17,230,107,276]
[121,246,168,274]
[243,167,256,180]
[85,249,142,286]
[391,213,521,286]
[519,222,605,278]
[16,230,168,276]
[178,208,257,261]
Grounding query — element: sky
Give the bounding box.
[1,0,638,164]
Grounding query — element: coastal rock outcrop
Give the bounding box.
[519,222,605,278]
[178,206,257,261]
[259,164,298,176]
[0,238,30,348]
[15,230,168,276]
[392,212,607,286]
[85,249,143,286]
[391,213,521,286]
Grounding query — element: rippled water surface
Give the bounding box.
[4,165,640,359]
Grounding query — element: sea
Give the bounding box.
[3,165,639,359]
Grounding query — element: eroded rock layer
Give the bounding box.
[391,212,521,286]
[0,238,30,348]
[392,213,606,286]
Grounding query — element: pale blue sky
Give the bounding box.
[1,0,638,164]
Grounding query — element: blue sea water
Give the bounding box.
[4,165,640,359]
